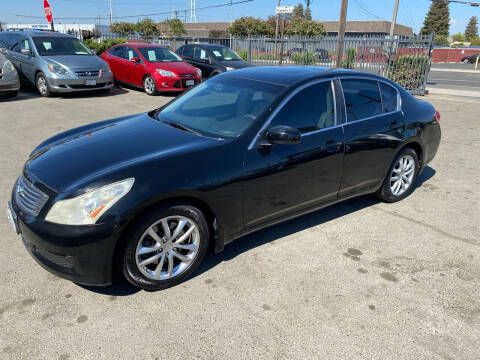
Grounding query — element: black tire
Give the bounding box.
[463,59,469,64]
[375,147,419,203]
[36,73,53,97]
[121,204,209,290]
[143,75,158,96]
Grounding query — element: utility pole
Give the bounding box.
[335,0,348,68]
[389,0,399,37]
[230,0,233,25]
[109,0,113,25]
[274,0,281,56]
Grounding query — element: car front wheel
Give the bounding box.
[143,75,158,96]
[375,147,419,203]
[463,59,469,63]
[121,204,209,290]
[36,73,52,97]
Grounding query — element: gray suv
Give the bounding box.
[0,48,20,97]
[0,30,113,97]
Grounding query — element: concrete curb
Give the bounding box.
[427,87,480,98]
[430,68,479,74]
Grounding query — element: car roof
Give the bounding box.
[127,44,168,48]
[220,66,397,88]
[10,30,75,39]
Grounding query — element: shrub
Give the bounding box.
[236,49,248,61]
[290,50,317,65]
[388,55,429,90]
[84,38,127,55]
[340,47,357,69]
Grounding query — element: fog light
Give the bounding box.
[162,83,168,87]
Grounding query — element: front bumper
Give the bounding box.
[46,73,114,93]
[154,73,201,91]
[10,197,119,286]
[0,72,20,93]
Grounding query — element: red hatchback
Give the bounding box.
[100,44,202,95]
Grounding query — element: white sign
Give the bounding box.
[276,6,294,14]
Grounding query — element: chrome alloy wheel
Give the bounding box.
[143,76,156,94]
[37,76,48,95]
[390,154,415,196]
[135,216,200,280]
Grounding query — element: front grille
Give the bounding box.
[179,73,196,78]
[75,70,99,77]
[173,80,181,88]
[14,176,49,217]
[34,247,74,269]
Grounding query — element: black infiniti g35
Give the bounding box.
[7,66,441,290]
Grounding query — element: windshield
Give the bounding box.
[33,37,93,56]
[138,47,182,62]
[209,46,242,61]
[155,76,283,138]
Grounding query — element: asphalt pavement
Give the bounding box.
[428,63,480,95]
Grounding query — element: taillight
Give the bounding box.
[434,110,440,122]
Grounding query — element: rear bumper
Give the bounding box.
[11,199,119,286]
[47,74,114,93]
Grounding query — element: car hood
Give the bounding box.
[26,113,218,193]
[218,60,253,69]
[148,61,198,74]
[42,55,106,70]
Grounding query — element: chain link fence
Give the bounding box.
[99,33,435,95]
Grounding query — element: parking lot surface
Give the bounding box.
[1,87,479,359]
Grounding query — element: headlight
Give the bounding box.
[226,67,234,71]
[101,63,111,73]
[2,60,16,74]
[45,178,134,225]
[196,68,202,77]
[156,69,175,77]
[47,63,72,76]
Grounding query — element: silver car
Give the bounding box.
[0,48,20,97]
[0,30,113,97]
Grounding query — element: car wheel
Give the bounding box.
[375,147,419,203]
[463,59,469,63]
[143,75,158,96]
[36,73,52,97]
[121,204,209,290]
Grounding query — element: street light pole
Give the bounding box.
[274,0,281,56]
[335,0,348,68]
[389,0,399,37]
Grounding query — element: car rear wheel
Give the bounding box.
[36,73,52,97]
[375,147,419,203]
[143,75,158,96]
[463,59,469,63]
[121,204,209,290]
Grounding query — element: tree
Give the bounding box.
[166,18,187,36]
[420,1,449,37]
[110,22,136,36]
[135,18,159,36]
[451,32,466,42]
[227,17,273,36]
[470,37,480,46]
[465,16,478,41]
[286,20,325,36]
[209,29,228,38]
[292,3,304,19]
[304,0,313,20]
[434,34,449,46]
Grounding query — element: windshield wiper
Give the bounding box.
[162,121,201,135]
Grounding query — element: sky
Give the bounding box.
[2,0,479,35]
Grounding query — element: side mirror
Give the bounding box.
[131,57,140,63]
[0,48,7,55]
[264,125,301,145]
[21,49,32,56]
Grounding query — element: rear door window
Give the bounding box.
[270,81,335,133]
[341,79,382,122]
[193,46,209,61]
[379,83,398,113]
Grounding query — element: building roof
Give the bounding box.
[182,20,414,38]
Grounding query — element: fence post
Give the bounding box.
[359,38,366,71]
[420,32,435,94]
[247,35,252,63]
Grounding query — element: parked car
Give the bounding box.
[100,43,202,95]
[7,66,441,290]
[0,48,20,97]
[461,53,480,64]
[176,43,253,78]
[0,29,113,97]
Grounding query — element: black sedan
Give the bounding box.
[461,53,480,64]
[176,43,252,78]
[7,67,441,290]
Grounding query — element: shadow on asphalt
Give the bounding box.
[79,165,436,296]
